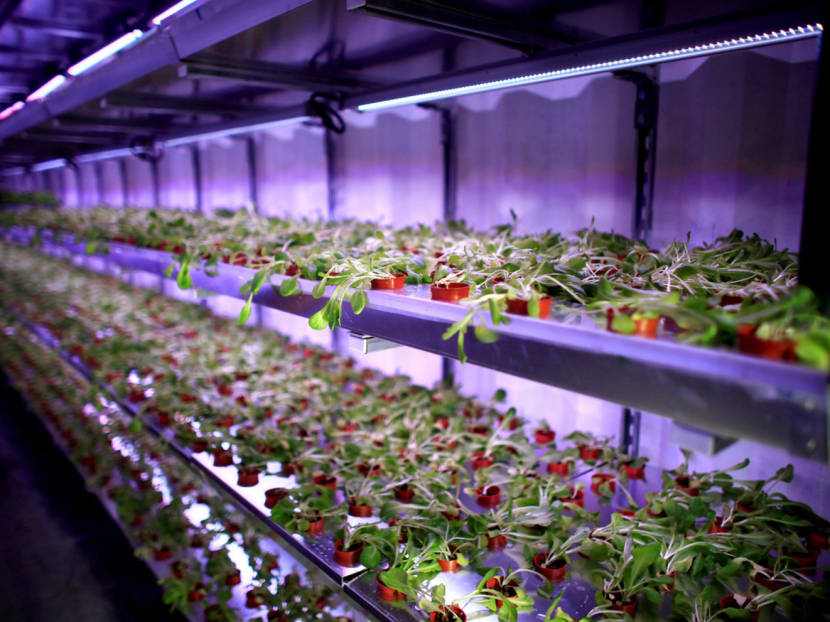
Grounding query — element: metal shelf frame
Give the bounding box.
[6,229,828,464]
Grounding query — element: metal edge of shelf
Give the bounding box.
[12,314,411,622]
[7,230,828,463]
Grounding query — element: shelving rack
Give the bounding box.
[1,1,829,620]
[6,227,829,464]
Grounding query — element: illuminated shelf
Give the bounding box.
[15,312,625,622]
[5,228,828,463]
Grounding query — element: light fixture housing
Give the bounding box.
[75,148,135,164]
[0,101,24,120]
[164,115,310,147]
[31,158,67,172]
[356,22,822,112]
[68,30,144,77]
[26,75,68,102]
[152,0,201,26]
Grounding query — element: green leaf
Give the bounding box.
[309,309,328,330]
[611,313,636,334]
[493,389,507,402]
[359,545,382,569]
[84,241,99,255]
[128,418,143,434]
[312,279,327,299]
[528,296,540,318]
[474,325,499,343]
[279,276,299,297]
[176,260,192,290]
[626,542,661,588]
[350,289,367,315]
[250,268,268,294]
[674,265,698,279]
[237,294,253,326]
[498,601,518,622]
[164,262,176,278]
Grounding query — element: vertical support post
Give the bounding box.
[620,408,641,456]
[94,162,104,206]
[71,164,83,208]
[150,157,161,207]
[632,77,659,241]
[191,145,204,214]
[324,127,337,220]
[245,135,259,213]
[799,16,829,310]
[118,159,128,207]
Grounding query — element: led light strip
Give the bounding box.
[152,0,201,26]
[0,101,24,120]
[164,115,311,147]
[75,148,135,164]
[358,23,823,111]
[68,30,144,77]
[25,75,67,102]
[30,159,67,172]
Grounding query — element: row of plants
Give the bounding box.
[0,311,356,622]
[1,206,828,369]
[0,242,828,621]
[0,189,58,207]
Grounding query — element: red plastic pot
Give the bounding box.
[246,590,266,609]
[265,488,289,509]
[737,324,796,361]
[371,274,406,290]
[348,499,373,517]
[333,539,364,567]
[783,549,818,571]
[191,439,208,453]
[306,517,324,536]
[187,583,205,603]
[609,598,637,617]
[430,282,470,302]
[476,485,501,507]
[225,573,241,587]
[212,449,233,467]
[471,451,493,470]
[709,516,730,534]
[237,467,260,487]
[506,297,552,318]
[633,317,659,338]
[579,445,601,461]
[438,557,460,573]
[376,572,405,602]
[487,534,507,550]
[547,462,570,476]
[216,384,233,397]
[485,576,518,609]
[674,476,700,496]
[153,548,172,561]
[534,553,566,582]
[312,474,338,491]
[753,573,788,591]
[534,429,555,444]
[357,463,381,477]
[395,485,415,502]
[719,595,759,621]
[736,502,756,514]
[591,473,616,494]
[562,488,584,507]
[615,509,636,518]
[430,606,466,622]
[621,463,645,479]
[809,531,829,550]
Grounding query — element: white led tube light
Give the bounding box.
[31,158,67,172]
[26,75,67,102]
[0,101,24,120]
[358,23,823,111]
[68,30,144,76]
[164,115,310,147]
[75,148,135,164]
[152,0,201,26]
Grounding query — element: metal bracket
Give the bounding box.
[670,423,736,457]
[619,407,641,456]
[348,332,401,355]
[613,69,659,242]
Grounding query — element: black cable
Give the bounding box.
[307,93,345,134]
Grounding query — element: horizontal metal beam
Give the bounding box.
[180,53,377,92]
[51,114,181,133]
[9,15,99,39]
[0,64,41,74]
[0,0,313,141]
[345,4,823,110]
[99,90,268,116]
[347,0,594,52]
